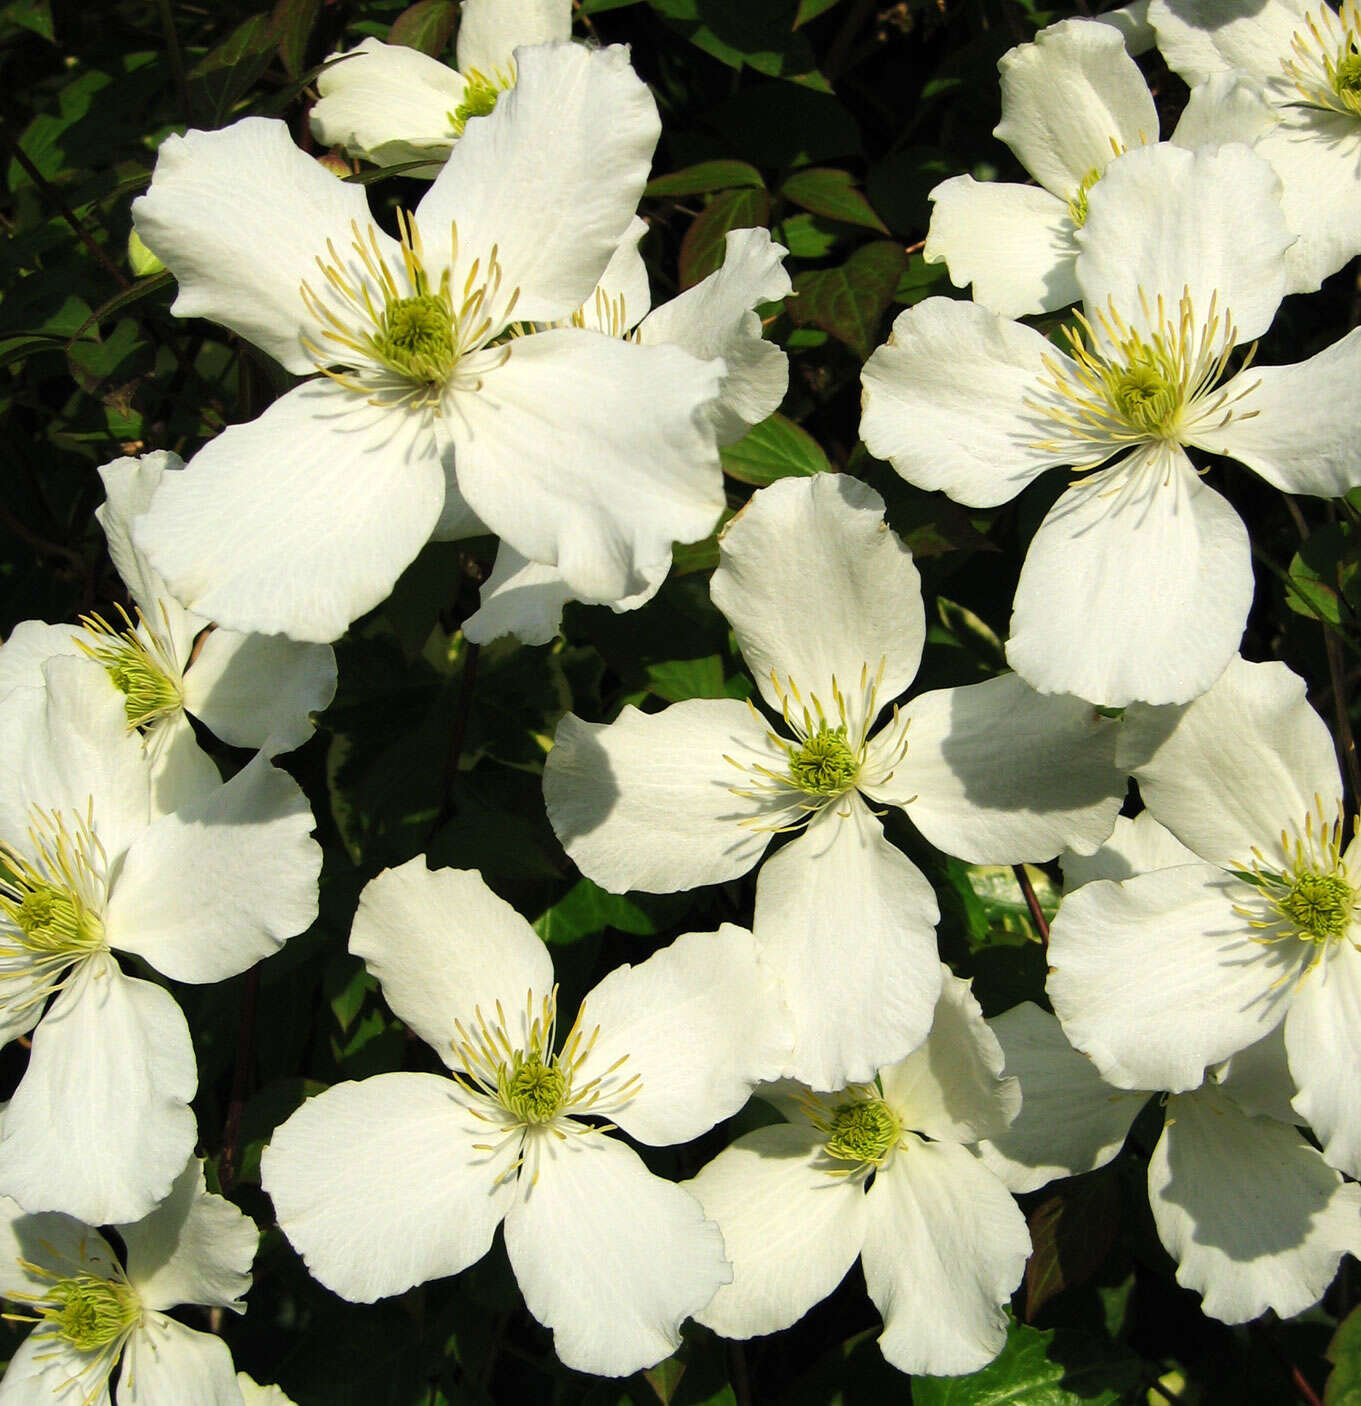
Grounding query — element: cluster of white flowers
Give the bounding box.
[5,0,1361,1394]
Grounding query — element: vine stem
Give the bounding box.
[1012,864,1050,945]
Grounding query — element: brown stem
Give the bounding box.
[1292,1363,1323,1406]
[218,966,261,1195]
[1324,625,1361,807]
[1013,864,1050,945]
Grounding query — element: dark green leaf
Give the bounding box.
[646,0,828,86]
[895,253,953,305]
[388,0,458,54]
[709,83,860,167]
[679,187,770,288]
[646,160,766,197]
[270,0,321,77]
[3,0,53,41]
[795,0,842,23]
[1327,1302,1361,1405]
[721,412,831,485]
[189,12,278,125]
[781,167,888,232]
[789,239,907,358]
[1287,522,1361,627]
[534,877,691,946]
[775,212,842,259]
[1025,1172,1122,1319]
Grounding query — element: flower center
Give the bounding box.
[372,294,456,384]
[78,605,183,731]
[1279,870,1354,940]
[9,883,102,955]
[449,69,504,136]
[1281,0,1361,117]
[499,1050,568,1125]
[46,1273,141,1351]
[787,724,860,797]
[1066,167,1101,228]
[825,1097,900,1165]
[1108,349,1181,437]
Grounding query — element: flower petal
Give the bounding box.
[1062,810,1200,889]
[456,0,572,76]
[570,215,652,332]
[348,859,554,1070]
[132,117,384,376]
[0,1198,117,1301]
[1169,72,1275,150]
[133,380,445,643]
[863,1140,1029,1377]
[1005,449,1252,707]
[0,1330,110,1406]
[118,1315,243,1406]
[0,956,196,1224]
[1285,943,1361,1179]
[261,1073,517,1302]
[753,799,942,1091]
[1149,1087,1361,1322]
[1148,0,1312,86]
[237,1374,297,1406]
[686,1122,867,1339]
[503,1129,728,1376]
[144,712,221,820]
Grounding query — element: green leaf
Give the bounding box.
[533,877,690,946]
[721,412,831,485]
[646,160,766,198]
[270,0,320,77]
[679,187,771,288]
[789,239,908,359]
[781,167,888,233]
[3,0,53,41]
[1287,522,1361,627]
[710,83,860,168]
[795,0,842,23]
[896,252,953,305]
[388,0,458,55]
[646,0,828,86]
[188,12,277,125]
[775,212,842,259]
[1025,1172,1122,1319]
[1327,1302,1361,1405]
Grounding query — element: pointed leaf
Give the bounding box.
[646,160,766,198]
[720,412,830,485]
[679,187,771,288]
[388,0,457,55]
[789,239,907,358]
[781,167,888,233]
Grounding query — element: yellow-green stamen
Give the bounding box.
[1282,0,1361,117]
[788,724,860,797]
[77,605,184,731]
[500,1051,567,1125]
[449,70,502,136]
[824,1097,900,1166]
[45,1273,141,1352]
[1066,167,1102,227]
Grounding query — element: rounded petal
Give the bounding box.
[456,0,572,75]
[1077,142,1291,342]
[1285,943,1361,1179]
[349,859,554,1069]
[860,299,1081,508]
[753,799,942,1091]
[1213,1023,1300,1125]
[447,330,723,604]
[0,1329,110,1406]
[872,672,1123,862]
[133,381,445,643]
[924,176,1080,318]
[0,1198,117,1301]
[687,1122,868,1339]
[118,1315,243,1406]
[262,1073,517,1301]
[1047,864,1301,1092]
[712,475,923,738]
[1149,1087,1361,1322]
[978,1003,1146,1193]
[0,956,196,1224]
[1119,656,1341,869]
[132,117,384,375]
[1169,73,1276,150]
[503,1130,728,1376]
[120,1158,256,1315]
[543,702,779,893]
[1148,0,1312,85]
[571,924,792,1145]
[237,1374,297,1406]
[181,628,336,753]
[995,18,1159,199]
[104,755,320,984]
[1006,450,1252,707]
[1063,810,1200,888]
[416,43,657,324]
[143,712,221,820]
[863,1140,1030,1377]
[0,619,93,701]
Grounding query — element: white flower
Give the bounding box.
[131,43,725,643]
[543,473,1123,1090]
[685,969,1030,1377]
[312,0,572,171]
[1149,0,1361,291]
[0,452,336,817]
[865,140,1361,707]
[0,1158,258,1405]
[236,1373,296,1406]
[464,222,792,646]
[1047,656,1361,1182]
[261,859,791,1377]
[0,657,320,1223]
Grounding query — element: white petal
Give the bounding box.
[880,967,1020,1144]
[978,1003,1146,1193]
[863,1140,1030,1377]
[105,755,319,985]
[0,1200,117,1300]
[0,619,93,701]
[1148,0,1311,85]
[237,1374,296,1406]
[1047,864,1301,1091]
[503,1130,728,1376]
[860,299,1081,508]
[1213,1022,1300,1125]
[456,0,572,75]
[447,330,723,603]
[144,712,221,820]
[1006,450,1252,707]
[416,43,656,324]
[132,118,383,375]
[1285,944,1361,1179]
[571,215,651,333]
[1149,1087,1361,1321]
[1094,0,1156,53]
[133,381,445,643]
[1170,73,1275,150]
[1062,810,1200,889]
[571,924,792,1145]
[0,1330,111,1406]
[543,702,778,893]
[349,859,554,1070]
[1195,330,1361,498]
[262,1073,516,1301]
[712,476,925,737]
[924,177,1080,318]
[1119,656,1341,869]
[687,1122,867,1339]
[995,18,1158,199]
[0,956,196,1224]
[120,1158,255,1315]
[754,799,941,1090]
[871,672,1122,862]
[636,227,791,445]
[1077,142,1291,342]
[118,1315,242,1406]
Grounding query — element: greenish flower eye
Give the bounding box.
[451,77,501,135]
[824,1097,900,1167]
[1066,167,1102,228]
[1108,353,1180,436]
[787,725,859,797]
[48,1273,141,1351]
[1279,870,1354,942]
[501,1051,568,1125]
[374,294,457,384]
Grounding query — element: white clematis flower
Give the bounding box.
[0,1158,258,1405]
[1047,656,1361,1182]
[0,657,320,1224]
[543,473,1123,1090]
[865,140,1361,707]
[1149,0,1361,291]
[464,222,792,646]
[131,43,725,643]
[0,452,336,817]
[685,968,1030,1377]
[236,1374,296,1406]
[312,0,572,171]
[261,859,791,1377]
